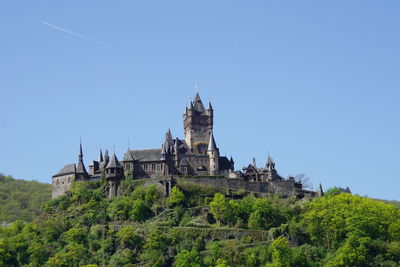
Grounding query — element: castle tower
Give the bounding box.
[76,142,88,180]
[207,131,220,175]
[183,93,213,149]
[105,153,124,198]
[265,156,278,181]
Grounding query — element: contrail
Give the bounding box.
[42,21,106,45]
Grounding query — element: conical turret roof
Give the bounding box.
[99,149,104,162]
[207,132,218,151]
[76,142,88,175]
[106,153,122,169]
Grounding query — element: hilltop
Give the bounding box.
[0,174,51,223]
[0,178,399,266]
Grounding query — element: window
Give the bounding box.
[111,169,115,173]
[144,164,148,171]
[151,163,156,171]
[126,163,131,171]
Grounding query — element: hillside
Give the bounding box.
[0,179,399,266]
[0,174,51,223]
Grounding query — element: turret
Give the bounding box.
[207,131,219,175]
[183,93,213,149]
[229,156,235,171]
[265,156,278,181]
[105,153,124,198]
[252,157,257,168]
[160,144,167,161]
[266,156,276,171]
[206,101,213,116]
[99,149,104,163]
[76,142,88,180]
[104,150,110,165]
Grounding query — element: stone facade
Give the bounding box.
[52,164,75,199]
[51,92,320,199]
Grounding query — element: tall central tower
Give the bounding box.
[183,93,214,150]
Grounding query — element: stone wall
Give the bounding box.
[177,177,298,197]
[52,174,74,199]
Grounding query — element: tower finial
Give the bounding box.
[128,138,130,150]
[195,80,198,93]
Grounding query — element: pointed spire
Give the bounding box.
[79,139,83,162]
[76,141,88,175]
[208,101,213,110]
[174,137,179,148]
[189,101,194,110]
[99,149,104,162]
[266,156,276,171]
[193,93,205,113]
[165,129,173,146]
[207,131,218,151]
[252,157,257,168]
[230,156,234,164]
[318,183,324,197]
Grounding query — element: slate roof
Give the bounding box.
[219,156,231,170]
[76,162,88,175]
[123,149,135,161]
[53,163,76,177]
[193,93,205,113]
[99,149,104,162]
[124,149,162,162]
[208,132,218,151]
[106,153,122,169]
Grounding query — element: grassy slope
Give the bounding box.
[0,174,51,222]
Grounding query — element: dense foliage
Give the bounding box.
[0,178,399,266]
[0,174,51,223]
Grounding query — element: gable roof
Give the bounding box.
[53,163,76,177]
[123,149,135,161]
[130,149,162,162]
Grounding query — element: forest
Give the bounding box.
[0,174,51,223]
[0,176,399,267]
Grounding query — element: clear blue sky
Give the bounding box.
[1,1,399,200]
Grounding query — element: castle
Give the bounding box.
[52,93,319,199]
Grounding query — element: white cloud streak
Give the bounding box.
[42,21,107,45]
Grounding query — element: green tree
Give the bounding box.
[269,236,293,267]
[116,226,143,251]
[248,198,282,230]
[168,186,185,207]
[174,249,204,267]
[129,200,152,222]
